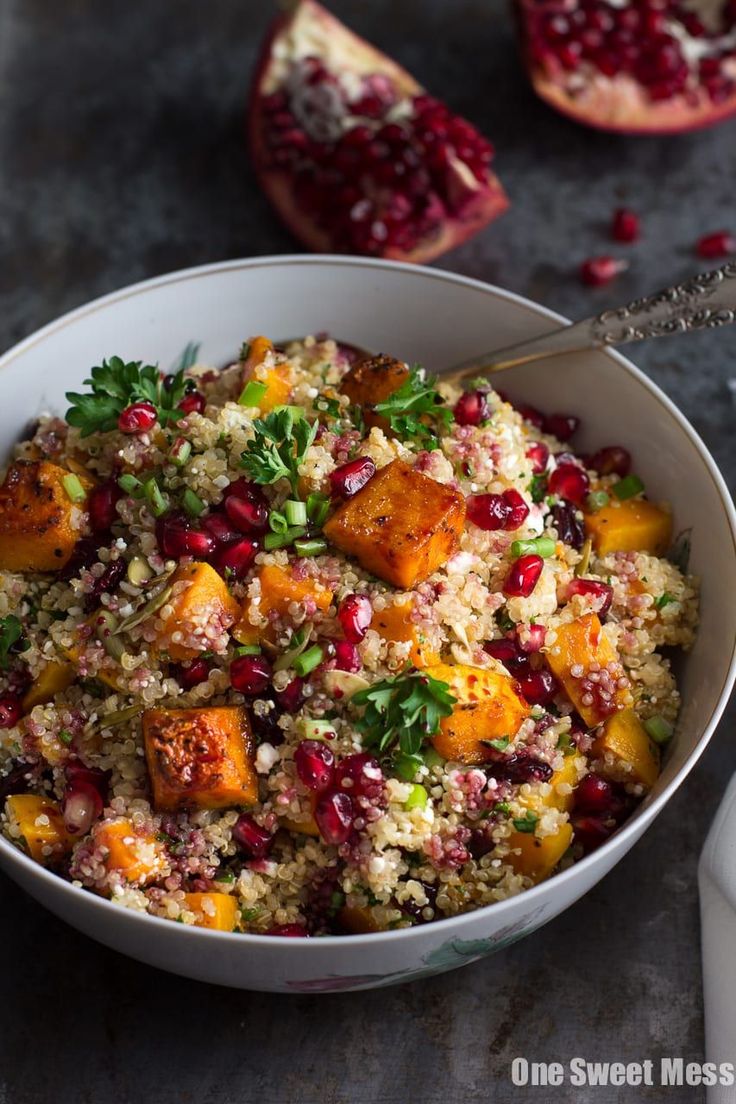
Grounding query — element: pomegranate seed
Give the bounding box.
[118,402,157,434]
[333,640,362,672]
[550,502,585,550]
[315,790,355,845]
[543,413,579,441]
[548,463,589,505]
[334,752,385,802]
[201,512,241,545]
[453,390,489,426]
[230,654,272,696]
[175,658,211,689]
[567,577,614,615]
[338,594,373,643]
[486,751,552,784]
[484,637,529,672]
[273,676,304,713]
[518,624,546,653]
[526,441,549,474]
[580,256,628,287]
[178,391,206,416]
[213,538,258,579]
[504,488,530,529]
[591,445,631,477]
[517,404,545,429]
[232,813,273,858]
[65,761,111,799]
[88,481,121,532]
[330,456,376,498]
[466,488,529,531]
[223,478,266,503]
[63,781,103,835]
[156,513,216,560]
[575,773,616,814]
[266,924,310,937]
[224,494,268,534]
[572,813,614,853]
[0,694,21,728]
[517,667,559,705]
[611,208,640,243]
[696,231,736,258]
[84,558,126,610]
[504,554,544,598]
[295,739,335,793]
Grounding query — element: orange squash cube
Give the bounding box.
[5,794,74,863]
[426,662,531,765]
[593,708,660,788]
[21,661,76,713]
[153,561,240,662]
[143,705,258,811]
[0,460,93,572]
[281,795,320,837]
[96,818,168,884]
[520,754,582,814]
[324,460,465,588]
[241,336,291,412]
[584,498,672,556]
[340,354,410,431]
[183,892,239,931]
[338,904,383,934]
[546,613,631,727]
[234,563,333,644]
[370,598,438,668]
[507,822,573,883]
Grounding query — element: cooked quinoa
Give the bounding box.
[0,336,698,936]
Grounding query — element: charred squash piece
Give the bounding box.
[233,563,333,645]
[153,561,240,662]
[183,892,239,931]
[0,460,93,572]
[96,818,168,884]
[593,708,660,789]
[507,822,573,884]
[426,662,531,765]
[370,598,438,668]
[584,499,672,556]
[546,613,631,727]
[241,336,291,412]
[5,794,74,863]
[324,460,465,588]
[340,354,410,431]
[143,705,258,811]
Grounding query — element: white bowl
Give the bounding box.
[0,256,734,992]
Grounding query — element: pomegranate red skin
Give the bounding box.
[230,654,272,696]
[118,402,157,435]
[504,553,544,598]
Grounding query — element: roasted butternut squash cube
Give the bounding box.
[426,662,531,765]
[21,661,76,713]
[593,708,660,789]
[61,618,125,691]
[97,818,168,884]
[153,561,240,662]
[507,822,573,884]
[5,794,73,863]
[584,498,672,556]
[520,754,583,814]
[241,336,291,412]
[324,460,465,588]
[234,563,333,644]
[340,354,410,431]
[546,613,631,727]
[143,705,258,811]
[183,891,239,931]
[370,598,438,668]
[0,460,93,572]
[281,795,320,837]
[338,904,383,934]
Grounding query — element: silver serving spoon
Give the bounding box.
[446,261,736,386]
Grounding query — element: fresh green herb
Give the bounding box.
[294,538,328,557]
[214,870,236,884]
[404,783,428,811]
[240,407,318,496]
[612,474,645,500]
[181,488,205,519]
[556,731,576,756]
[315,396,343,421]
[58,730,74,746]
[483,736,510,752]
[373,366,453,450]
[496,609,516,633]
[293,644,324,677]
[238,380,268,408]
[352,669,456,759]
[492,801,511,816]
[669,528,692,573]
[268,509,288,535]
[0,615,24,670]
[284,499,307,527]
[62,473,87,503]
[241,907,260,922]
[511,536,556,559]
[65,358,188,437]
[263,525,307,551]
[512,811,539,834]
[306,492,330,529]
[585,490,610,512]
[654,592,677,611]
[529,473,548,504]
[644,714,674,744]
[393,750,425,782]
[172,341,201,373]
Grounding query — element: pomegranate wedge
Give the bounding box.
[517,0,736,134]
[248,0,508,262]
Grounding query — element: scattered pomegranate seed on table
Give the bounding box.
[696,231,736,259]
[580,256,628,287]
[611,208,640,242]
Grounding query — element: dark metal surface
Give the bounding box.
[0,2,733,1101]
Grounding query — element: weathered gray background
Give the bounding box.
[0,1,734,1101]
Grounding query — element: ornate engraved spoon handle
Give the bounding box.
[451,262,736,382]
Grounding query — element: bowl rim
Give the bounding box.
[1,252,734,949]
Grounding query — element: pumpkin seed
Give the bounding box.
[99,704,143,728]
[93,609,126,661]
[575,537,592,577]
[116,585,173,634]
[127,556,153,587]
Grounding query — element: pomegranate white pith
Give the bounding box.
[249,0,508,263]
[518,0,736,133]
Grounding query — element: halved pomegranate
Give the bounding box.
[517,0,736,134]
[249,0,508,262]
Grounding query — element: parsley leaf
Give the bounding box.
[512,811,539,834]
[373,366,453,450]
[654,592,677,610]
[482,736,510,752]
[529,473,548,504]
[0,615,24,670]
[65,357,188,436]
[240,407,317,496]
[352,669,456,760]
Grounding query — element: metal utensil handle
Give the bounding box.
[458,261,736,381]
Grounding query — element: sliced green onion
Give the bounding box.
[613,474,645,500]
[273,626,311,673]
[235,644,262,656]
[404,783,428,811]
[143,478,169,518]
[294,538,328,558]
[62,473,87,503]
[306,492,330,528]
[299,717,336,742]
[118,473,142,496]
[394,751,424,782]
[268,510,288,535]
[238,380,268,407]
[169,437,192,467]
[293,644,324,677]
[284,499,307,527]
[214,870,236,884]
[263,525,306,551]
[644,714,674,744]
[182,488,205,518]
[511,536,556,559]
[585,490,610,512]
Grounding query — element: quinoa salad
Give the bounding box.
[0,336,698,936]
